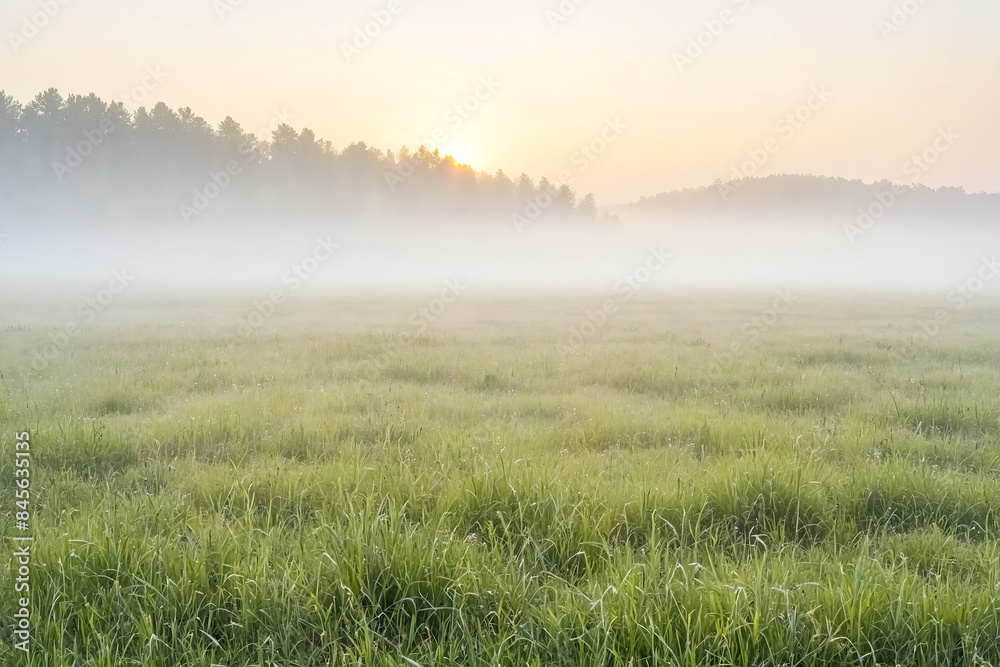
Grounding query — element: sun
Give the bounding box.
[441,144,478,168]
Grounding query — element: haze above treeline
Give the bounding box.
[0,89,605,228]
[1,88,998,231]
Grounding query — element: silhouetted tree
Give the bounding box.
[0,88,610,225]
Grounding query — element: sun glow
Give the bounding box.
[440,144,479,169]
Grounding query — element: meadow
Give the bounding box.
[2,291,1000,666]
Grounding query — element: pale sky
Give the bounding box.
[3,0,999,204]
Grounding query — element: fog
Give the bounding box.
[2,91,996,306]
[2,213,997,305]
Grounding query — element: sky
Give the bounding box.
[2,0,999,205]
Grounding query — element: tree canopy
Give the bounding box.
[0,89,608,226]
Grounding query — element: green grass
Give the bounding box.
[2,292,1000,666]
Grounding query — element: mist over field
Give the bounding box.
[5,2,1000,666]
[2,87,998,300]
[3,214,1000,296]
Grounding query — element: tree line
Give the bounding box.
[626,173,999,224]
[0,89,608,225]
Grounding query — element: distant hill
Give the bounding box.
[619,174,1000,226]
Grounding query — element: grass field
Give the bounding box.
[2,292,1000,666]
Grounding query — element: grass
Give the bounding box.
[2,292,1000,666]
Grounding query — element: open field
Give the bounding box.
[2,292,1000,666]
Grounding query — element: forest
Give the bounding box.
[0,88,602,225]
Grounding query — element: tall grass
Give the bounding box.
[1,294,1000,665]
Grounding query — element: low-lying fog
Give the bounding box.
[1,216,997,302]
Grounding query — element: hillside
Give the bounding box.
[619,174,1000,226]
